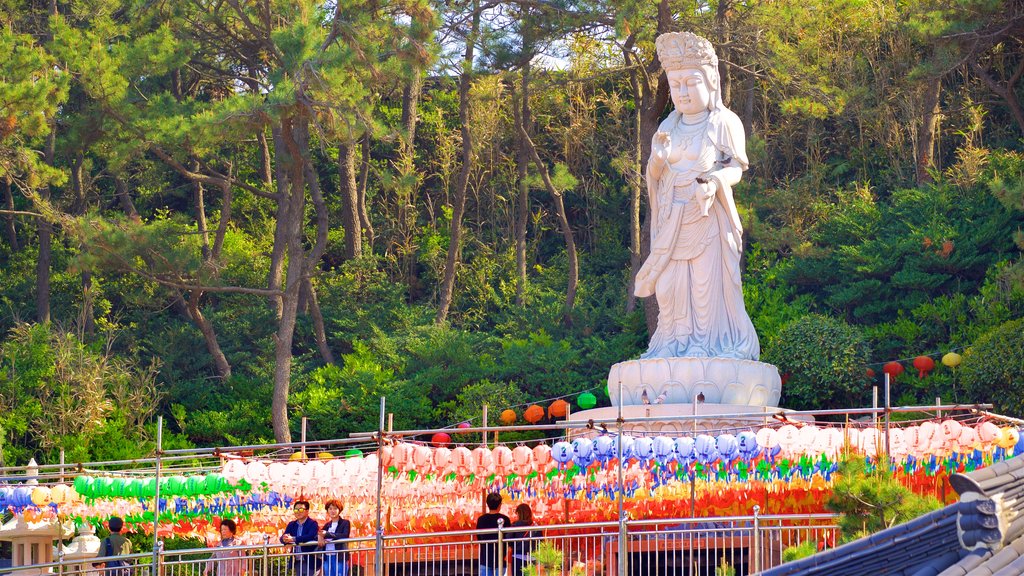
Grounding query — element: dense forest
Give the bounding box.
[1,0,1023,467]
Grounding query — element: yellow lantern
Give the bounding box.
[30,486,51,506]
[942,352,962,368]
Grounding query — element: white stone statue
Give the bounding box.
[635,31,759,361]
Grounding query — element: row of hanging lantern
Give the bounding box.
[869,351,962,379]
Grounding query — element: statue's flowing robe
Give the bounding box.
[634,108,759,360]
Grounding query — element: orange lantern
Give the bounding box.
[524,405,545,423]
[499,409,517,425]
[548,399,569,419]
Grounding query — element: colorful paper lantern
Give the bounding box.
[578,392,597,410]
[913,356,935,378]
[431,432,451,447]
[942,352,962,368]
[549,399,570,419]
[499,409,517,425]
[883,361,904,379]
[524,405,545,424]
[456,422,472,434]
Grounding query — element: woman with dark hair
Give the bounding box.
[509,504,543,576]
[318,500,351,576]
[205,519,246,576]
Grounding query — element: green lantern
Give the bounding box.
[577,392,597,410]
[345,449,363,458]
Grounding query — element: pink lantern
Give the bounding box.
[977,422,1002,444]
[451,447,473,475]
[456,422,472,434]
[958,427,980,451]
[492,446,514,475]
[379,445,394,468]
[412,445,433,471]
[472,446,494,475]
[391,443,412,470]
[433,447,452,473]
[533,444,552,468]
[941,420,963,443]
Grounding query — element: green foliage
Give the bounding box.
[960,318,1024,416]
[764,315,871,411]
[0,323,189,465]
[827,458,942,542]
[781,540,818,563]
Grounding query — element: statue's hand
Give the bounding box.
[653,131,671,162]
[695,177,717,200]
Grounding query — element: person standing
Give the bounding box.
[204,519,246,576]
[280,501,319,576]
[98,516,134,576]
[476,492,511,576]
[317,500,351,576]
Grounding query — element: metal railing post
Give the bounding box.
[153,416,163,576]
[496,518,505,576]
[261,535,269,576]
[752,505,761,574]
[375,396,386,576]
[617,379,626,576]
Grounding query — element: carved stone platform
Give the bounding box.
[607,357,782,408]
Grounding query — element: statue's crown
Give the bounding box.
[656,32,718,71]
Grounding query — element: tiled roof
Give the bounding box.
[760,453,1024,576]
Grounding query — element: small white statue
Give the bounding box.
[635,31,760,361]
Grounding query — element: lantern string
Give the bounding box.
[865,345,968,368]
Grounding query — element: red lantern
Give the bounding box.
[781,372,791,386]
[866,368,876,378]
[499,409,517,425]
[456,422,471,434]
[883,361,904,379]
[548,399,569,419]
[524,405,545,424]
[913,355,935,378]
[431,432,451,447]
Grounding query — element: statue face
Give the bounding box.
[668,68,711,115]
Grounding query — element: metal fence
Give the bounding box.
[2,513,838,576]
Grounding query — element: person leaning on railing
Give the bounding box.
[204,519,246,576]
[317,500,351,576]
[280,501,320,576]
[508,504,543,576]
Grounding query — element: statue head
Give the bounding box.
[656,32,722,113]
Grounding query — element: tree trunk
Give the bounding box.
[338,139,362,260]
[271,112,330,443]
[623,38,642,313]
[357,133,374,250]
[915,75,942,185]
[36,132,55,324]
[436,0,480,325]
[271,118,307,444]
[113,176,140,221]
[187,289,232,380]
[513,64,532,306]
[258,129,274,187]
[304,278,334,364]
[715,0,732,106]
[3,177,19,251]
[71,151,95,336]
[268,125,291,317]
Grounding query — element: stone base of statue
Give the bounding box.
[567,403,795,435]
[608,357,782,407]
[566,357,795,435]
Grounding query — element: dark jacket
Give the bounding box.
[320,518,351,552]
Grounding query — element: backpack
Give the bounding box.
[103,537,132,576]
